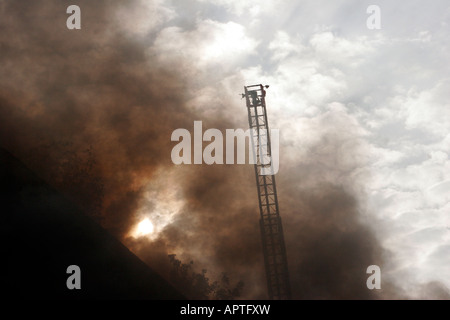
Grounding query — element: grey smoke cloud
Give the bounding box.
[1,0,448,299]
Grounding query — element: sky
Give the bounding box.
[1,0,449,299]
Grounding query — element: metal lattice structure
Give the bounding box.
[243,84,291,300]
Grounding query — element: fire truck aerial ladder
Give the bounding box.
[243,84,291,300]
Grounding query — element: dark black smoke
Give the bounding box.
[1,0,446,300]
[0,0,199,237]
[285,183,385,299]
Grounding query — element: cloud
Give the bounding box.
[114,0,177,36]
[309,31,374,66]
[400,81,450,136]
[268,31,304,62]
[195,0,277,18]
[152,19,258,70]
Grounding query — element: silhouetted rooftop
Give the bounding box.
[1,148,184,299]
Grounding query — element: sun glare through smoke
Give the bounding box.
[133,218,155,238]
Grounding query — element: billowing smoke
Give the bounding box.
[0,0,201,237]
[1,0,447,299]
